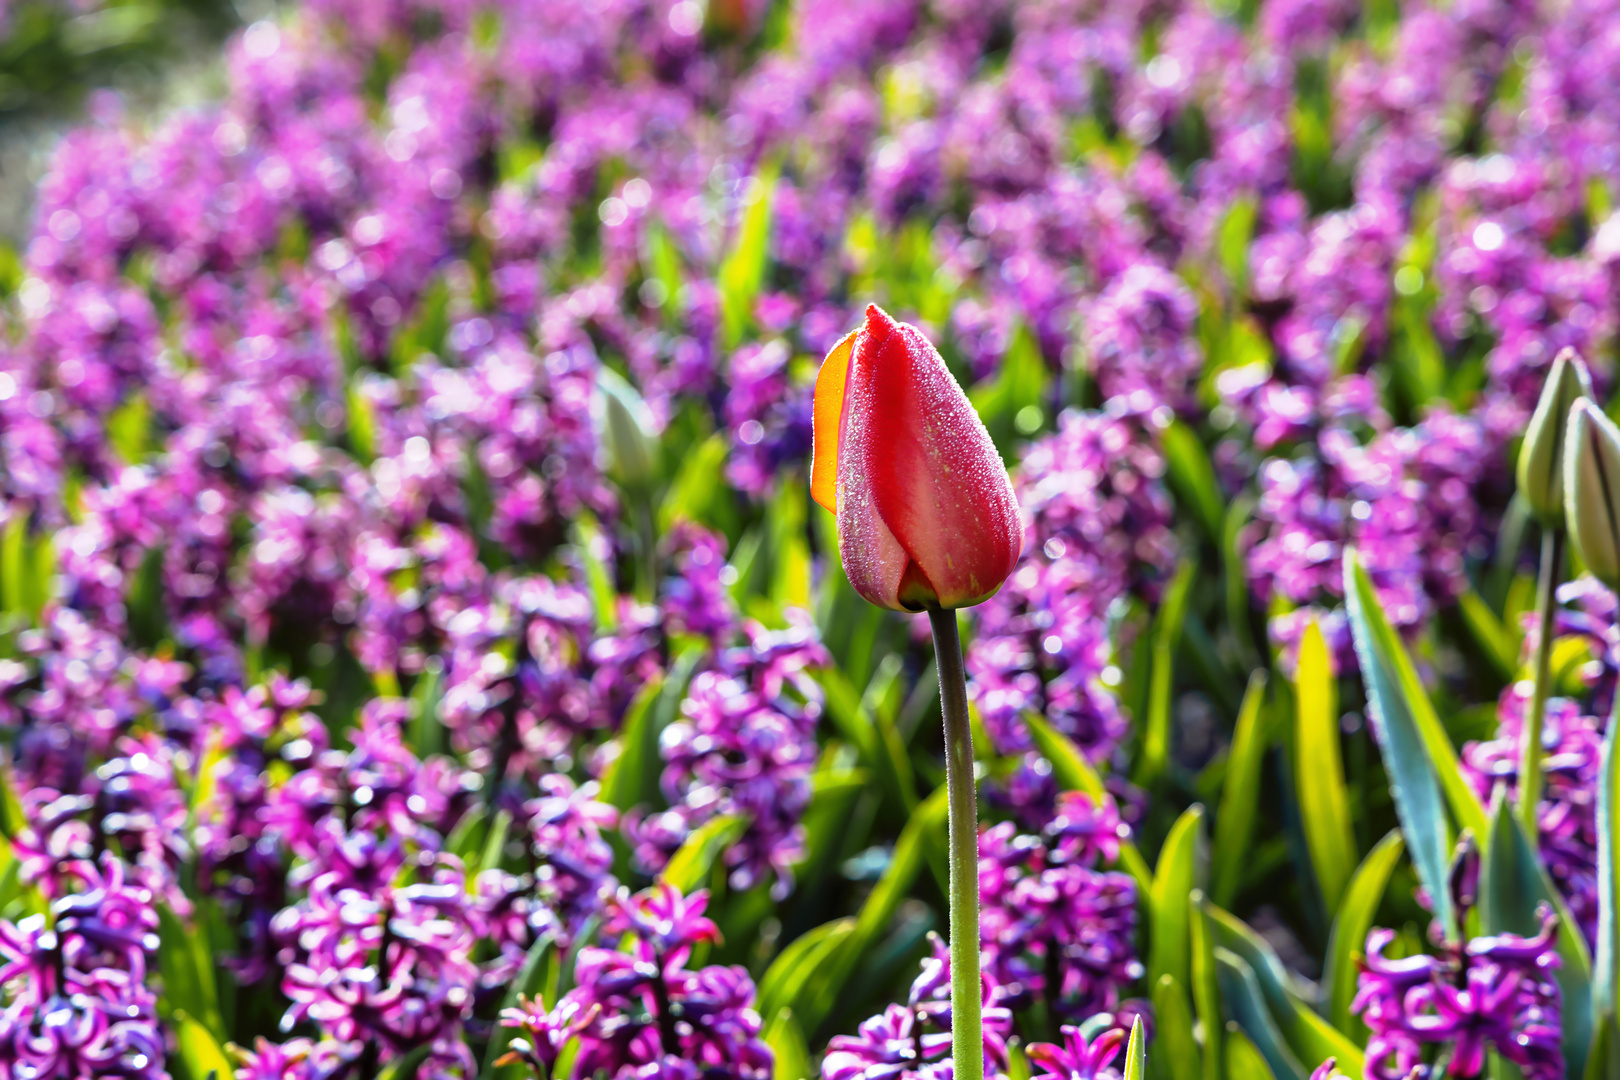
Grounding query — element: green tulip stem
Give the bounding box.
[1521,526,1564,840]
[927,607,983,1080]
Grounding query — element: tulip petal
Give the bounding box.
[838,305,1023,610]
[810,330,857,515]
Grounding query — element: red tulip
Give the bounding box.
[810,304,1023,611]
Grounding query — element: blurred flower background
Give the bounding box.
[3,0,1620,1077]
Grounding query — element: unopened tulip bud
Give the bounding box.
[1564,397,1620,590]
[1517,348,1592,526]
[596,369,658,490]
[810,304,1022,611]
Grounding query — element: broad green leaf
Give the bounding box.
[765,1008,815,1080]
[602,647,700,811]
[1189,893,1223,1080]
[797,769,869,892]
[1344,549,1460,938]
[1215,672,1269,907]
[481,933,554,1080]
[1151,805,1206,995]
[447,806,489,862]
[1325,830,1404,1034]
[1458,588,1518,679]
[107,392,150,464]
[1225,1026,1278,1080]
[1163,420,1225,541]
[819,667,916,815]
[1218,195,1258,297]
[1295,619,1357,911]
[717,164,778,346]
[1024,712,1153,897]
[662,814,749,894]
[1150,975,1200,1080]
[158,906,225,1043]
[1124,1015,1148,1080]
[1215,948,1305,1080]
[757,918,857,1022]
[409,664,444,759]
[1480,793,1592,1078]
[174,1014,233,1080]
[347,381,376,464]
[1138,561,1196,787]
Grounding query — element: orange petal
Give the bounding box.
[809,328,857,514]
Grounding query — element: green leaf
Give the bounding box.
[658,433,732,534]
[1123,1015,1148,1080]
[757,918,857,1022]
[1595,702,1620,1021]
[1224,1025,1278,1080]
[1163,420,1225,541]
[1150,975,1201,1080]
[969,322,1049,458]
[107,391,150,464]
[1203,899,1363,1076]
[717,164,778,347]
[662,814,750,894]
[818,666,917,815]
[158,906,225,1043]
[1215,948,1304,1080]
[1189,892,1223,1080]
[409,663,444,759]
[1024,712,1154,897]
[1150,805,1206,995]
[1138,560,1197,787]
[765,1008,815,1080]
[377,1044,434,1080]
[1325,830,1404,1034]
[602,647,701,811]
[1294,619,1357,912]
[1218,195,1258,297]
[1480,792,1593,1078]
[480,934,554,1080]
[173,1014,233,1080]
[1458,588,1518,679]
[479,809,512,877]
[1214,672,1269,907]
[1343,549,1461,938]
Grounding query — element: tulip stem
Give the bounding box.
[927,607,983,1080]
[1521,527,1564,841]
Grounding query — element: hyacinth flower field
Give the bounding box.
[15,0,1620,1078]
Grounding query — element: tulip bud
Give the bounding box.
[596,369,659,490]
[810,304,1022,611]
[1564,397,1620,590]
[1516,347,1593,526]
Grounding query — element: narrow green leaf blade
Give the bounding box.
[661,813,750,894]
[1325,829,1404,1034]
[1025,711,1153,897]
[1139,561,1197,787]
[1295,619,1357,911]
[1215,671,1269,907]
[1150,975,1201,1080]
[1123,1015,1147,1080]
[1150,805,1206,995]
[1215,948,1305,1080]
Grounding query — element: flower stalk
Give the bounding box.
[1520,526,1563,839]
[929,607,983,1080]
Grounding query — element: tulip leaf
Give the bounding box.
[1189,893,1224,1080]
[1150,975,1201,1080]
[1480,791,1593,1078]
[1215,947,1305,1080]
[1123,1015,1148,1080]
[1138,560,1196,788]
[1225,1025,1278,1080]
[1163,419,1225,541]
[1150,805,1206,995]
[1024,711,1154,897]
[661,813,750,895]
[1214,671,1269,906]
[1294,618,1357,912]
[1344,549,1460,939]
[1325,829,1404,1035]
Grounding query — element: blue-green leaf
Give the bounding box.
[1343,549,1459,939]
[1595,703,1620,1021]
[1215,947,1305,1080]
[1325,829,1404,1034]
